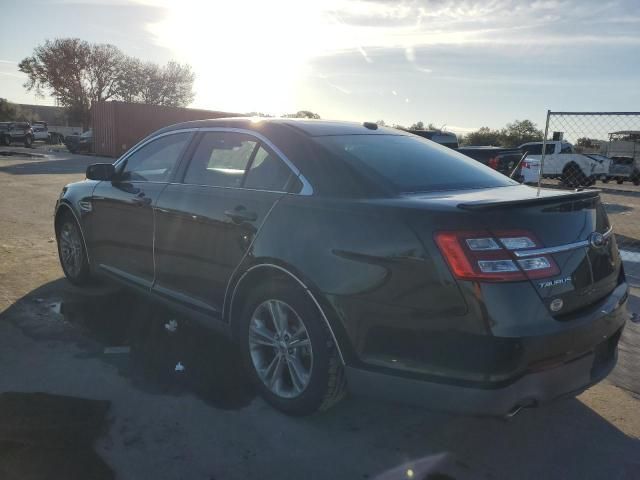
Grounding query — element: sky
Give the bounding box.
[1,0,639,133]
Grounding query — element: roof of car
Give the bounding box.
[158,117,405,137]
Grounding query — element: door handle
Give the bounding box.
[132,194,152,207]
[224,207,258,223]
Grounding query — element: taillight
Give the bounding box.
[488,156,499,169]
[522,160,531,169]
[434,230,559,282]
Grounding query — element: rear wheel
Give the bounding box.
[56,212,91,285]
[238,281,346,415]
[561,164,585,188]
[617,179,624,184]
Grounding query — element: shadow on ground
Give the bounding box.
[1,279,639,479]
[0,156,101,175]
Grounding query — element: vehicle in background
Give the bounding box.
[31,121,50,142]
[409,129,459,149]
[456,146,524,181]
[519,140,611,187]
[602,131,640,185]
[0,121,34,147]
[55,118,627,417]
[605,156,636,184]
[65,129,93,154]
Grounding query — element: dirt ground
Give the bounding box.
[1,146,640,480]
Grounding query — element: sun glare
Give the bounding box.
[145,0,347,114]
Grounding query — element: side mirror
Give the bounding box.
[86,163,115,181]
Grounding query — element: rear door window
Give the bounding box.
[184,132,258,188]
[315,134,517,193]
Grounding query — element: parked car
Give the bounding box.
[605,156,635,184]
[65,129,93,153]
[0,121,34,147]
[519,140,611,187]
[31,121,50,142]
[409,129,459,149]
[55,118,628,417]
[456,146,524,180]
[603,131,640,185]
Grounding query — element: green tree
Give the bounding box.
[501,119,543,147]
[463,126,503,146]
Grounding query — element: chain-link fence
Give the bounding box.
[531,112,640,286]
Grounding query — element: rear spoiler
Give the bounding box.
[457,189,600,210]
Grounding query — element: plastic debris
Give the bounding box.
[49,302,62,315]
[164,319,178,333]
[175,362,185,372]
[104,346,131,354]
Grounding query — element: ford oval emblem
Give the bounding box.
[550,298,564,312]
[589,232,605,248]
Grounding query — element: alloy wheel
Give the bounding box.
[248,299,313,398]
[59,222,83,278]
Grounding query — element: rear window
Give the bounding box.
[314,134,517,193]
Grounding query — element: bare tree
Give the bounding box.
[19,38,195,128]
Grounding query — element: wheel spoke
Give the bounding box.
[264,353,284,390]
[249,322,277,347]
[288,337,310,348]
[287,355,308,393]
[268,300,288,335]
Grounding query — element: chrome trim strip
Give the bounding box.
[228,264,346,365]
[514,227,613,258]
[114,127,313,196]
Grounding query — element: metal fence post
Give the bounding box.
[538,110,551,196]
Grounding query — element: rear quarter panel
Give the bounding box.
[241,195,475,367]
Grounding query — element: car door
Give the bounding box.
[153,129,302,316]
[86,131,192,287]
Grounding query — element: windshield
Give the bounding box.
[315,134,517,193]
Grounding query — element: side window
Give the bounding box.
[546,143,556,154]
[244,145,294,192]
[523,144,542,155]
[120,133,190,182]
[184,132,257,187]
[560,143,572,154]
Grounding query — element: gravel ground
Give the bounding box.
[1,147,639,480]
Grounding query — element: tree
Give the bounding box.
[409,121,438,130]
[284,110,321,119]
[501,119,543,147]
[376,119,386,126]
[19,38,195,128]
[463,126,503,146]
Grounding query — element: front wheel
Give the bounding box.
[238,281,346,415]
[561,165,586,188]
[56,212,91,285]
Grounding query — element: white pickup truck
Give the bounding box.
[519,140,611,187]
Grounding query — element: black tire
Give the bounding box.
[238,280,346,415]
[24,135,33,148]
[56,211,92,286]
[617,179,624,184]
[3,135,11,146]
[561,164,585,188]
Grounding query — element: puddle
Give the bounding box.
[60,288,255,410]
[0,392,113,479]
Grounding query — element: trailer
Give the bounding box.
[91,101,243,157]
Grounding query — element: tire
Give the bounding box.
[24,135,33,148]
[617,179,624,184]
[238,280,346,415]
[3,135,11,146]
[561,164,585,188]
[56,211,91,286]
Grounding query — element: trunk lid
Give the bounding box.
[401,185,622,317]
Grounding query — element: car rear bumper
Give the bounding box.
[346,327,620,416]
[345,282,628,416]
